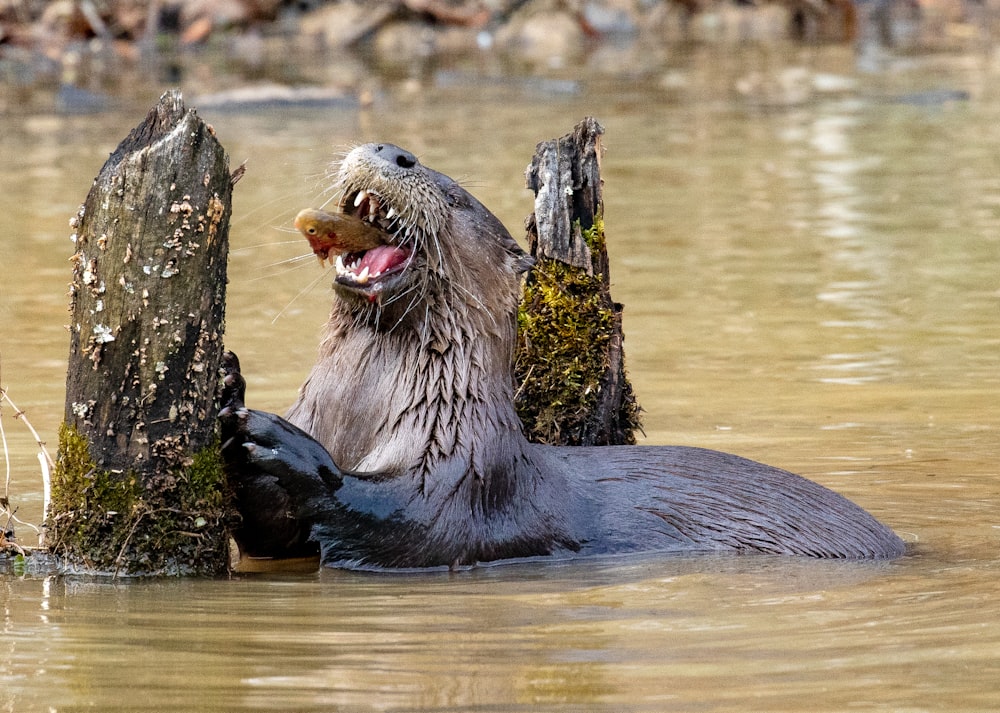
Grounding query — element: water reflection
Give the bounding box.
[3,549,998,711]
[805,107,902,387]
[0,556,902,709]
[813,350,900,385]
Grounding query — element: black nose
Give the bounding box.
[375,144,417,169]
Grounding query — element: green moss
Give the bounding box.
[48,424,232,576]
[48,423,141,568]
[581,215,606,253]
[515,215,640,445]
[186,438,227,511]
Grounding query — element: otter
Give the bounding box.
[220,142,905,569]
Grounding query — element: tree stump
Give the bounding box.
[48,90,238,575]
[515,117,641,446]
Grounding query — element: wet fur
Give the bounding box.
[222,144,905,568]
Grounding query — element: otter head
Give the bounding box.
[294,144,536,477]
[330,143,532,331]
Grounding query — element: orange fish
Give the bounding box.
[294,208,385,266]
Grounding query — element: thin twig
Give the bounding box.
[1,387,11,502]
[0,386,52,540]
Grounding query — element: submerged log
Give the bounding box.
[48,90,237,575]
[515,117,641,446]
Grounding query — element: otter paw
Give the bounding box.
[238,413,343,514]
[220,350,247,413]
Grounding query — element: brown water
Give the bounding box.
[2,44,999,711]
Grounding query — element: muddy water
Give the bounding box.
[2,44,999,711]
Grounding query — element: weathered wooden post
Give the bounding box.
[515,117,641,446]
[48,90,237,575]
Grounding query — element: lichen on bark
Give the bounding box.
[50,90,236,575]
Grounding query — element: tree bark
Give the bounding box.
[49,90,237,575]
[515,117,641,446]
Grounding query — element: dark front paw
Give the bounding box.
[224,410,343,560]
[219,350,246,414]
[218,350,271,464]
[238,412,344,502]
[219,350,325,558]
[217,352,344,559]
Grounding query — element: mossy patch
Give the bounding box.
[47,423,232,576]
[515,216,641,445]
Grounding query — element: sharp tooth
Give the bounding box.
[335,254,347,274]
[353,190,368,208]
[385,207,396,219]
[356,265,370,284]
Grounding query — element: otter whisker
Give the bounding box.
[269,264,333,324]
[381,280,427,334]
[319,185,347,212]
[419,303,432,350]
[250,252,316,276]
[373,275,426,333]
[231,190,301,228]
[231,239,304,254]
[447,280,497,329]
[430,233,446,275]
[268,252,316,266]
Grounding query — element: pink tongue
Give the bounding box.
[359,245,411,274]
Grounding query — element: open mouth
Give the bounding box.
[334,189,414,296]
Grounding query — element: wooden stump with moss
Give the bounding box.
[48,90,239,576]
[515,117,641,446]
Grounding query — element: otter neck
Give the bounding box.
[296,287,531,498]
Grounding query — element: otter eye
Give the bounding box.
[396,154,415,169]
